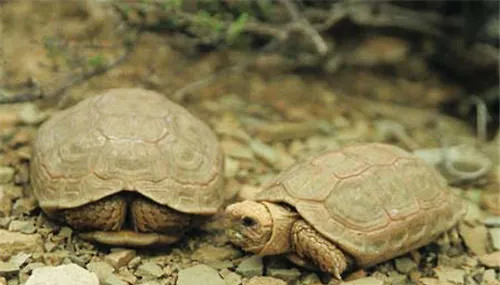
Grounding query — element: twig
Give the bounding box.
[466,95,490,142]
[277,0,329,56]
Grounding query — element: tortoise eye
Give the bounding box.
[242,216,256,227]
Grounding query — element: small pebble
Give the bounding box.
[220,270,241,285]
[394,257,417,274]
[224,157,240,178]
[482,269,499,284]
[489,228,500,251]
[220,140,254,160]
[0,168,14,184]
[18,103,46,125]
[24,264,99,285]
[8,253,30,268]
[478,251,500,268]
[0,230,43,260]
[249,139,278,166]
[267,267,301,283]
[235,255,263,277]
[434,267,465,284]
[458,223,489,255]
[483,216,500,227]
[177,264,224,285]
[127,256,141,269]
[245,276,286,285]
[342,277,384,285]
[86,261,115,283]
[102,274,127,285]
[0,189,12,217]
[192,245,240,263]
[8,221,35,234]
[0,262,19,276]
[104,249,136,269]
[135,262,163,279]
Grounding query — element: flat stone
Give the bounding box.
[343,277,384,285]
[25,264,99,285]
[135,262,163,279]
[249,140,278,166]
[104,249,136,269]
[478,251,500,268]
[115,268,136,284]
[127,256,141,269]
[395,257,417,274]
[86,261,115,283]
[11,197,38,216]
[220,140,254,160]
[102,274,127,285]
[192,245,240,263]
[0,167,14,184]
[482,269,498,284]
[267,268,301,283]
[483,216,500,227]
[434,267,465,284]
[0,188,11,217]
[8,252,30,267]
[177,264,224,285]
[489,228,500,251]
[417,278,449,285]
[0,230,43,261]
[207,260,233,271]
[458,223,489,255]
[235,255,263,277]
[18,103,46,125]
[2,185,22,200]
[224,157,240,178]
[0,262,19,276]
[245,277,287,285]
[8,220,36,234]
[219,269,241,285]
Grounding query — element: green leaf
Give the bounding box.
[87,54,107,68]
[226,13,249,44]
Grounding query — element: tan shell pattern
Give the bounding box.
[256,143,466,267]
[31,88,224,216]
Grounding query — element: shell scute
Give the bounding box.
[324,173,388,231]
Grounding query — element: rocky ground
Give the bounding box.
[0,1,499,285]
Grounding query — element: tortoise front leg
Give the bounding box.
[291,219,350,279]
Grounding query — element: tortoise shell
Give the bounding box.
[256,143,466,266]
[31,88,224,217]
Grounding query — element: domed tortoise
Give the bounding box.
[226,143,466,278]
[30,88,224,247]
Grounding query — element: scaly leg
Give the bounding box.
[291,219,350,279]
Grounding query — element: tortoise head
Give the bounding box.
[224,201,272,253]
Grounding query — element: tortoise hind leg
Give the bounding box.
[130,196,192,235]
[63,194,126,231]
[291,219,351,279]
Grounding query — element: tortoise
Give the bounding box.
[225,143,466,278]
[30,88,225,247]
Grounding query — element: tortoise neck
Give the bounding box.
[258,201,299,256]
